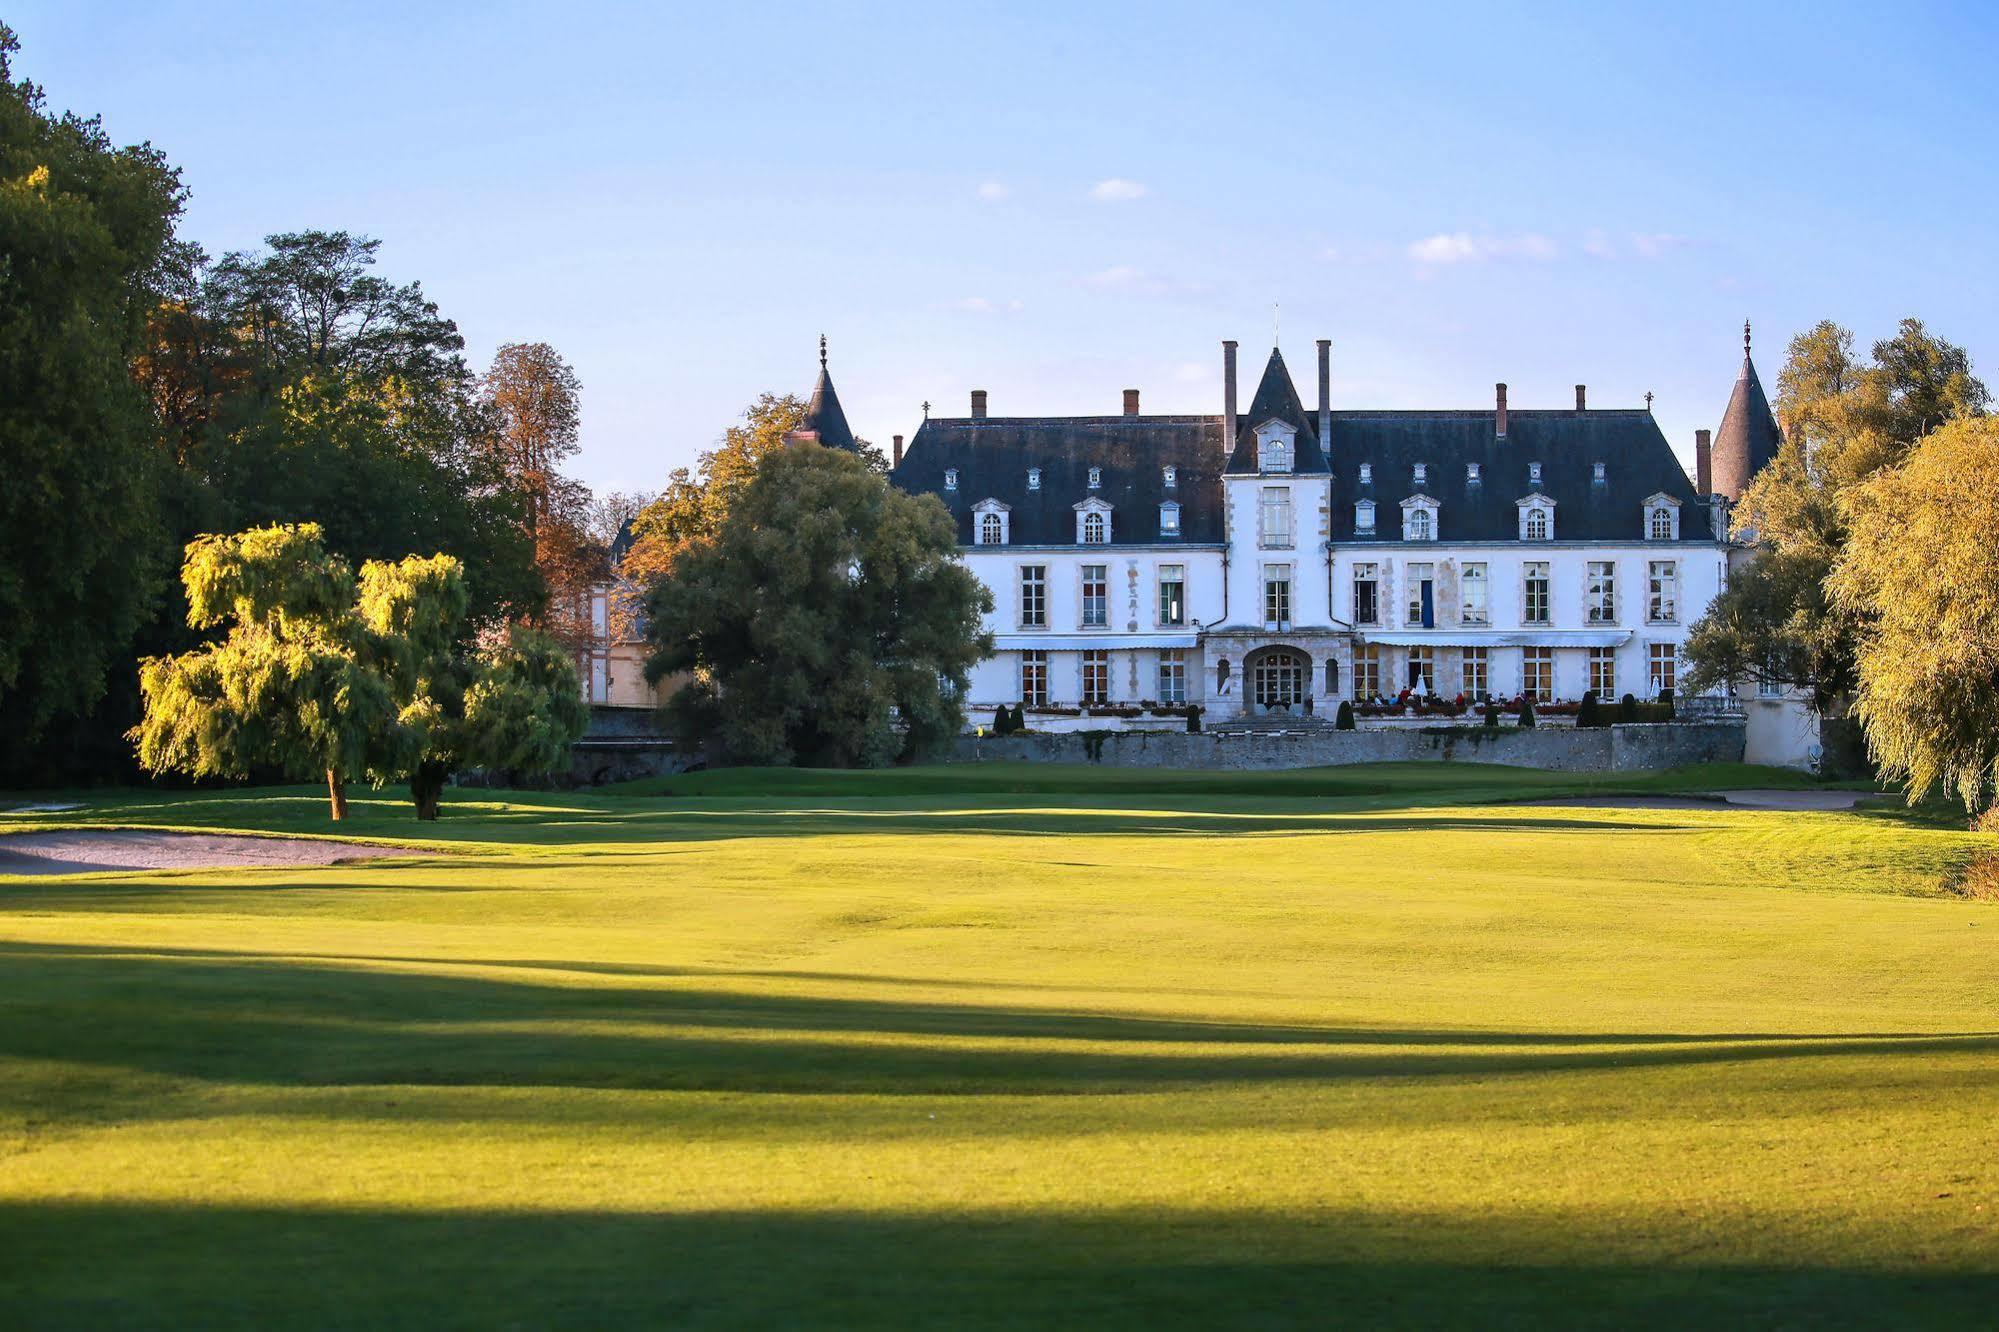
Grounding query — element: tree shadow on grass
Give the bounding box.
[1,1200,1992,1330]
[0,942,1992,1100]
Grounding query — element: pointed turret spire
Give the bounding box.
[1222,345,1331,474]
[1710,319,1782,500]
[787,337,858,451]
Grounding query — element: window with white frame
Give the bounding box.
[1081,650,1109,706]
[1467,462,1481,483]
[1592,461,1607,482]
[1020,650,1048,706]
[1406,562,1436,628]
[1586,561,1617,625]
[1648,642,1678,697]
[1258,427,1293,473]
[1080,564,1107,627]
[1402,496,1438,541]
[1018,565,1046,628]
[1027,468,1042,491]
[1414,462,1428,485]
[1158,650,1187,705]
[1523,561,1551,626]
[972,499,1010,545]
[1162,465,1177,489]
[1157,564,1185,626]
[1352,562,1379,625]
[1462,646,1489,699]
[1359,463,1373,484]
[944,469,958,491]
[1529,461,1543,484]
[1159,501,1181,537]
[1644,494,1681,541]
[1354,645,1382,698]
[1460,563,1488,625]
[1519,496,1554,541]
[1355,499,1376,533]
[1522,647,1553,701]
[1259,486,1293,548]
[1648,560,1678,623]
[1263,565,1292,629]
[1588,646,1617,698]
[1408,646,1435,692]
[1075,499,1112,544]
[1649,507,1673,540]
[1088,466,1101,489]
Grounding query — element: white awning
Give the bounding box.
[992,633,1200,650]
[1361,630,1634,648]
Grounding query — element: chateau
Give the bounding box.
[787,328,1790,743]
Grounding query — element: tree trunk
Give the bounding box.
[326,769,349,821]
[411,760,449,821]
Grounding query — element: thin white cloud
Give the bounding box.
[976,181,1009,201]
[1085,264,1147,288]
[954,296,1024,313]
[1583,229,1617,260]
[1629,232,1687,259]
[1407,231,1559,266]
[1089,178,1147,203]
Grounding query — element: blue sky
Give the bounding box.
[13,1,1997,490]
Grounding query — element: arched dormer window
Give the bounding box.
[1400,494,1440,542]
[1409,510,1432,541]
[1643,492,1681,541]
[1527,508,1548,540]
[1255,420,1296,474]
[1074,497,1113,544]
[1517,493,1556,541]
[972,498,1011,545]
[1159,501,1181,536]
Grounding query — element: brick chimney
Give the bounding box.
[1575,384,1587,413]
[1495,383,1509,439]
[1316,339,1332,450]
[1222,340,1239,454]
[970,389,987,420]
[1123,388,1140,416]
[1695,428,1712,496]
[891,434,904,468]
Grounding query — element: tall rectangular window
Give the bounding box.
[1408,646,1435,692]
[1019,565,1046,628]
[1522,647,1553,701]
[1354,646,1382,699]
[1259,486,1293,548]
[1462,647,1489,699]
[1081,649,1109,706]
[1157,564,1185,626]
[1588,646,1617,698]
[1648,643,1677,697]
[1157,650,1187,705]
[1586,561,1617,625]
[1406,563,1435,628]
[1080,564,1107,628]
[1352,563,1379,626]
[1263,565,1292,629]
[1460,562,1488,625]
[1523,561,1551,626]
[1020,650,1048,706]
[1648,560,1678,624]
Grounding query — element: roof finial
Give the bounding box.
[1743,319,1752,358]
[1645,390,1655,412]
[1273,302,1280,347]
[921,399,930,420]
[819,333,828,369]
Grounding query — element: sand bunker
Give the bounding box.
[0,830,411,877]
[1526,789,1873,812]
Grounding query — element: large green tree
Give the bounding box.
[1683,319,1988,706]
[0,23,182,756]
[645,444,991,767]
[1828,418,1999,815]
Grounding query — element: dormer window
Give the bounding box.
[1413,462,1427,484]
[1400,494,1440,542]
[1088,466,1102,489]
[1162,465,1177,489]
[1159,501,1181,536]
[1027,467,1041,491]
[1517,493,1556,541]
[1359,463,1372,484]
[1593,461,1607,482]
[1467,462,1481,483]
[972,498,1011,546]
[944,469,958,491]
[1255,421,1296,473]
[1529,461,1542,484]
[1074,497,1113,544]
[1527,508,1549,540]
[1355,499,1376,533]
[1643,492,1682,541]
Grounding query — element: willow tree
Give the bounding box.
[1828,418,1999,817]
[134,523,587,820]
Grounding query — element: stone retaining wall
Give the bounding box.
[951,721,1744,773]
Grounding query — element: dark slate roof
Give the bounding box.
[1332,409,1715,542]
[798,363,859,452]
[1710,342,1781,501]
[1225,346,1331,474]
[892,406,1713,546]
[891,416,1226,545]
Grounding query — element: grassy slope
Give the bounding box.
[0,763,1993,1328]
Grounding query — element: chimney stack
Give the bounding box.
[1575,384,1587,414]
[891,434,904,468]
[1316,339,1332,450]
[1695,429,1712,496]
[1222,340,1239,453]
[970,389,987,420]
[1495,383,1509,439]
[1123,388,1141,416]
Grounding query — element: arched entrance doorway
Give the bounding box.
[1249,647,1307,714]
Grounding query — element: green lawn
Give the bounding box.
[0,762,1994,1327]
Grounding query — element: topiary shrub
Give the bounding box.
[1518,698,1537,728]
[1184,704,1201,734]
[1483,700,1501,728]
[1659,687,1675,720]
[993,705,1012,735]
[1577,690,1600,729]
[1335,700,1355,730]
[1619,692,1639,723]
